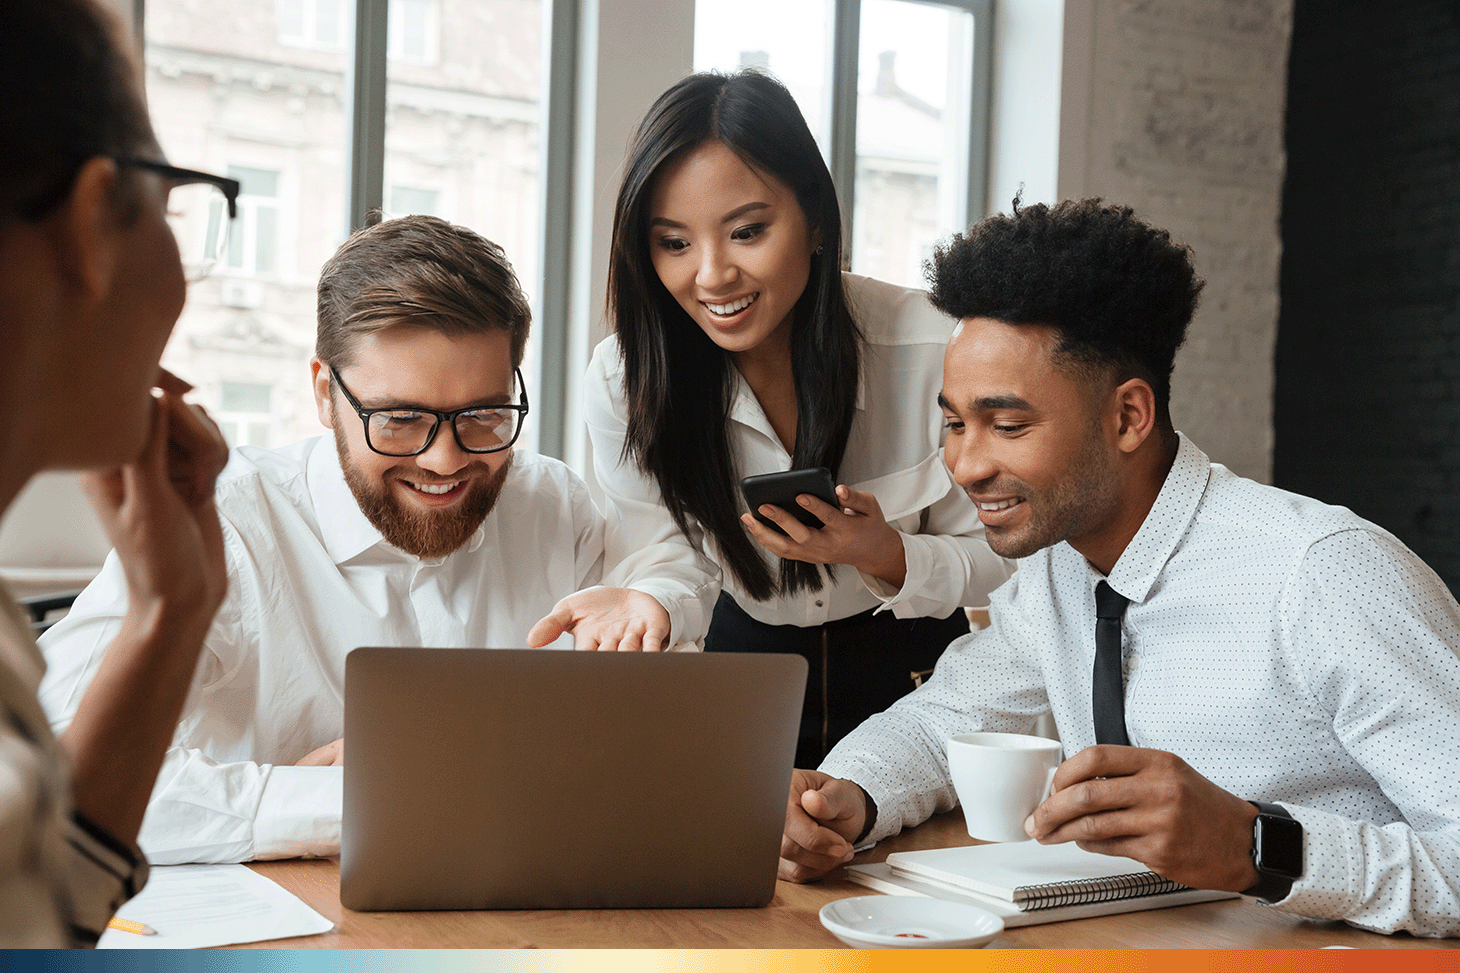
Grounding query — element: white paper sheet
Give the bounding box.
[99,863,334,949]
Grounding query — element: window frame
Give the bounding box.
[129,0,991,465]
[826,0,993,259]
[224,165,284,278]
[385,0,438,64]
[275,0,349,51]
[217,380,278,448]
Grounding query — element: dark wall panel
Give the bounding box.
[1275,0,1460,592]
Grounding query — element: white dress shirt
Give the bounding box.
[1,591,146,946]
[38,436,605,865]
[587,273,1014,641]
[821,434,1460,937]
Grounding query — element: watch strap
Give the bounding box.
[1243,800,1299,902]
[852,787,878,845]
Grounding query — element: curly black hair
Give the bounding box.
[926,197,1204,429]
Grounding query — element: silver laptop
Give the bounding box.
[340,648,807,911]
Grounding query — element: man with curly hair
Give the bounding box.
[778,198,1460,937]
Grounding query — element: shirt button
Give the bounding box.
[815,600,824,608]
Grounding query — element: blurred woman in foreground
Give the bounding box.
[0,0,229,945]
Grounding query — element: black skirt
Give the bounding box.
[703,591,970,768]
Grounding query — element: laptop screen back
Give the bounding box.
[341,648,807,911]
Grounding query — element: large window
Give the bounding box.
[384,0,542,343]
[138,0,986,461]
[10,0,999,593]
[695,0,990,289]
[852,0,980,287]
[693,1,831,144]
[144,0,545,453]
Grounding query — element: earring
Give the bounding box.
[814,244,825,256]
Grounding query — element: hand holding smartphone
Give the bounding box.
[740,467,838,536]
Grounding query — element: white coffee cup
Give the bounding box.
[946,732,1064,843]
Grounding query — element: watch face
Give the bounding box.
[1255,813,1304,879]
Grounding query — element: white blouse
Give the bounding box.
[588,273,1014,642]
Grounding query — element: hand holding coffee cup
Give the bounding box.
[946,732,1063,843]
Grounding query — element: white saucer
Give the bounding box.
[819,895,1004,949]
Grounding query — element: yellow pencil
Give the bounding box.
[107,917,156,936]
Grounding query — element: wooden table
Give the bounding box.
[242,811,1459,949]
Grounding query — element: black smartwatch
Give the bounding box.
[852,787,878,845]
[1243,800,1304,902]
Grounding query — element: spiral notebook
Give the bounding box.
[848,842,1236,927]
[891,841,1188,907]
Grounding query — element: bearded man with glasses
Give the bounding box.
[39,215,676,866]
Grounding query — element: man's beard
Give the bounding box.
[334,428,512,559]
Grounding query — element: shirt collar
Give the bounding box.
[725,360,869,437]
[305,436,487,566]
[1101,432,1211,605]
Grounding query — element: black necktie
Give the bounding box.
[1093,580,1132,746]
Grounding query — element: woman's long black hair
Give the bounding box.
[607,70,862,601]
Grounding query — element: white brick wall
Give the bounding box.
[1059,0,1293,482]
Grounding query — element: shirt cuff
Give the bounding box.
[852,531,911,607]
[820,755,905,846]
[62,811,150,946]
[625,580,711,648]
[856,531,928,616]
[252,765,344,860]
[1262,803,1357,920]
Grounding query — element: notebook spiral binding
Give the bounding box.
[1015,872,1190,910]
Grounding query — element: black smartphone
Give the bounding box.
[740,467,839,536]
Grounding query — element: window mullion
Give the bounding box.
[534,0,579,461]
[346,0,389,233]
[828,0,861,258]
[965,0,993,224]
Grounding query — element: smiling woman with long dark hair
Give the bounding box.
[582,70,1013,765]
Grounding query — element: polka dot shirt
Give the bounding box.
[821,434,1460,938]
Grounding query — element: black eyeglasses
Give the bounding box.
[118,160,241,218]
[16,158,241,273]
[330,365,529,457]
[119,159,240,280]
